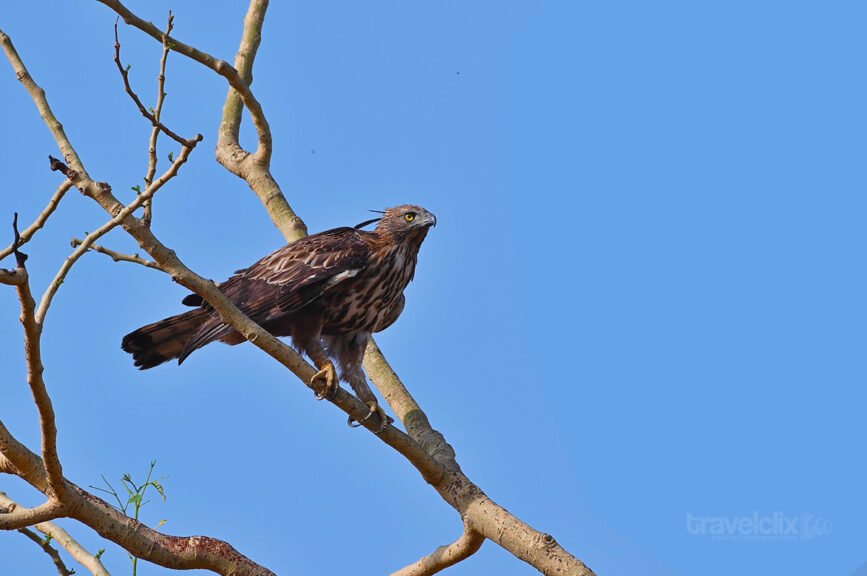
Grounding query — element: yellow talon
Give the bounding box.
[311,362,339,400]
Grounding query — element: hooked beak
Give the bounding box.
[421,210,437,228]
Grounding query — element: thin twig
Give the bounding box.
[113,18,192,148]
[0,181,72,262]
[70,238,161,269]
[142,10,174,226]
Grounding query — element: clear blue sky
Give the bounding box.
[1,2,865,575]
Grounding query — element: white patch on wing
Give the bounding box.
[323,268,361,288]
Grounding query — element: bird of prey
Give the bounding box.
[122,205,436,431]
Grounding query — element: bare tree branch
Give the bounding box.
[5,220,66,502]
[0,181,73,262]
[70,237,161,269]
[0,493,111,576]
[0,497,64,530]
[392,523,485,576]
[215,0,307,241]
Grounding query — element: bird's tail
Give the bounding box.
[122,309,209,369]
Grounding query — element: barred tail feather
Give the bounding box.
[177,318,238,365]
[122,310,208,369]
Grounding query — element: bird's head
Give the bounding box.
[372,205,437,241]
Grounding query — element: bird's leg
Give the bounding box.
[345,370,392,433]
[306,340,339,400]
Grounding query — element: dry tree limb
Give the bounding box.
[0,220,68,523]
[0,493,111,576]
[70,237,160,269]
[3,215,68,504]
[0,181,73,262]
[216,0,307,241]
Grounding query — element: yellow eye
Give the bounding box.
[404,212,416,222]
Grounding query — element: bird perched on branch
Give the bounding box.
[122,205,436,431]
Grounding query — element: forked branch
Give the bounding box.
[70,237,160,269]
[0,493,111,576]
